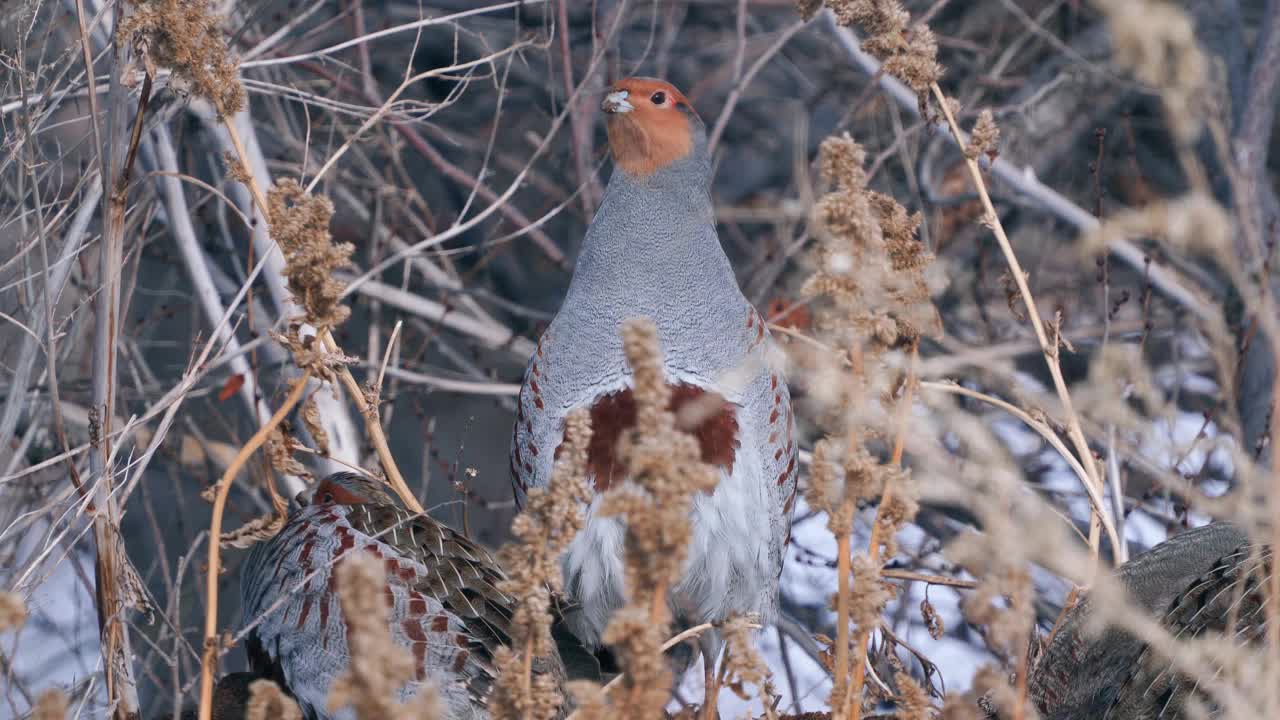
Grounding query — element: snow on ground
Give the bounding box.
[2,518,105,719]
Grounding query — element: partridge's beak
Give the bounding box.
[294,485,315,507]
[601,89,634,114]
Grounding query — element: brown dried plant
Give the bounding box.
[1094,0,1209,144]
[266,179,354,331]
[965,110,1000,162]
[118,0,245,117]
[245,679,303,720]
[0,591,26,631]
[490,409,594,720]
[31,689,68,720]
[948,526,1036,720]
[721,613,776,714]
[590,319,720,718]
[801,130,936,718]
[326,552,442,718]
[827,0,942,94]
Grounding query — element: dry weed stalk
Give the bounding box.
[948,523,1037,720]
[327,552,442,718]
[801,130,933,718]
[720,613,776,718]
[824,0,1122,561]
[197,373,311,720]
[489,410,594,719]
[122,0,421,513]
[590,319,719,718]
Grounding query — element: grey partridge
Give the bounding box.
[1028,522,1266,720]
[509,77,798,680]
[240,472,596,719]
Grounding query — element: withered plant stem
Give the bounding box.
[843,343,918,720]
[927,82,1120,562]
[220,117,423,514]
[564,622,760,720]
[319,329,422,513]
[833,523,853,716]
[198,371,312,720]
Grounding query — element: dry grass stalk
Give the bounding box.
[326,552,442,718]
[924,87,1119,556]
[198,373,312,720]
[802,129,934,718]
[489,409,594,720]
[591,319,719,718]
[245,679,302,720]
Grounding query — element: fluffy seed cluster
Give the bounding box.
[267,179,354,330]
[721,614,772,702]
[800,131,940,714]
[827,0,943,93]
[965,110,1001,161]
[946,525,1035,718]
[31,689,67,720]
[1096,0,1208,143]
[0,591,26,630]
[118,0,245,117]
[326,553,442,718]
[595,319,720,717]
[489,410,594,720]
[805,134,941,362]
[801,133,938,492]
[246,679,302,720]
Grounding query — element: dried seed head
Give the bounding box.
[722,614,772,700]
[326,552,441,718]
[246,679,302,720]
[894,671,932,720]
[0,592,26,631]
[490,410,592,719]
[31,689,67,720]
[119,0,245,117]
[1100,0,1208,143]
[267,179,353,330]
[965,110,1000,161]
[830,0,942,92]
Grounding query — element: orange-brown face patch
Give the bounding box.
[604,77,697,177]
[556,382,738,492]
[313,479,369,506]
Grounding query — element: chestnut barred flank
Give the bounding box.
[558,383,740,492]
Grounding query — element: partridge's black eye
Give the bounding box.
[650,91,666,105]
[321,492,334,504]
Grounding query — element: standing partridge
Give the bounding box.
[240,472,594,719]
[509,78,798,681]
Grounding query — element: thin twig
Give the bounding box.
[928,81,1119,565]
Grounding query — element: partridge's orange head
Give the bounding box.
[297,471,400,508]
[601,77,701,177]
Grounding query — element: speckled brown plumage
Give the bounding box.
[241,472,600,720]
